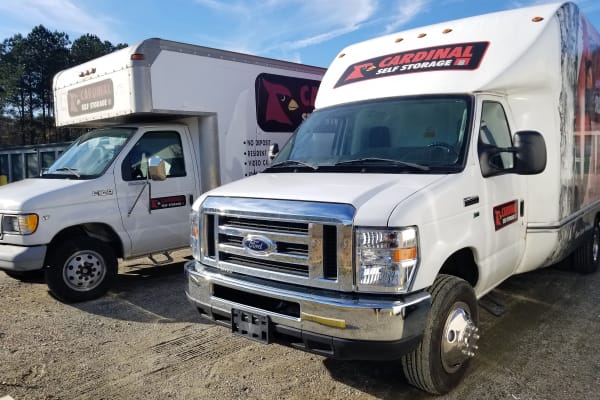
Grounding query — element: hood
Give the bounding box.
[0,178,104,212]
[204,173,445,226]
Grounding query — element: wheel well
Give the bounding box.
[47,224,123,261]
[438,248,479,287]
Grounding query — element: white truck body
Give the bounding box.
[185,2,600,394]
[0,38,324,302]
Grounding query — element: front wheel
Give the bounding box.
[401,275,479,394]
[45,237,117,303]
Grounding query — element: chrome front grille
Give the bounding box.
[200,197,355,291]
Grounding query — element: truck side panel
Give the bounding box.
[518,5,600,271]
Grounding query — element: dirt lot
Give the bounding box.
[1,252,598,400]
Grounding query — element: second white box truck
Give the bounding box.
[185,2,600,394]
[0,38,324,302]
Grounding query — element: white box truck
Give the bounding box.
[185,2,600,394]
[0,38,324,302]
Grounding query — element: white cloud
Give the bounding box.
[385,0,432,33]
[0,0,118,42]
[193,0,377,59]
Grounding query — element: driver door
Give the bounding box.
[114,128,197,257]
[475,97,527,289]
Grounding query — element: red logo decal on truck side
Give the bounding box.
[255,73,321,132]
[335,41,489,88]
[493,200,518,231]
[150,195,186,210]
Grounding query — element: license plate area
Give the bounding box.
[231,308,271,344]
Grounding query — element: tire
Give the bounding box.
[572,220,600,274]
[4,269,45,283]
[44,237,117,303]
[401,274,479,394]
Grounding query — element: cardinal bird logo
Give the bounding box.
[263,80,298,125]
[255,73,321,132]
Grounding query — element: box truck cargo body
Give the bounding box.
[185,2,600,394]
[0,38,324,302]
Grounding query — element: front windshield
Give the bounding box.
[270,96,472,173]
[43,127,134,179]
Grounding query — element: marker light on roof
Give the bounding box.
[443,29,453,34]
[395,38,404,43]
[532,16,544,22]
[131,53,145,60]
[418,33,427,38]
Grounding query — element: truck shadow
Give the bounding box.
[68,256,209,324]
[322,358,427,399]
[321,266,596,399]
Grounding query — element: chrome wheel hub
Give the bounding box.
[63,250,106,292]
[441,301,480,374]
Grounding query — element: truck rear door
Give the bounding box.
[114,127,198,257]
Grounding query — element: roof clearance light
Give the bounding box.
[532,16,544,22]
[131,53,145,60]
[395,37,404,43]
[443,29,453,34]
[338,53,346,58]
[418,33,427,38]
[78,68,96,77]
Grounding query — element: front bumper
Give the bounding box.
[0,244,47,271]
[185,261,431,360]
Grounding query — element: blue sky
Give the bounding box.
[1,0,599,68]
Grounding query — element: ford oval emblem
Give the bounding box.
[243,235,276,255]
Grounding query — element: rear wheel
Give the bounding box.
[45,237,117,303]
[401,274,479,394]
[572,219,600,274]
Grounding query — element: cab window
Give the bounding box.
[479,102,514,171]
[122,131,186,181]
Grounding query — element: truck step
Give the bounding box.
[478,293,507,317]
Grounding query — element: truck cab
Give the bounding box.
[0,123,202,301]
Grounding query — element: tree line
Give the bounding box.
[0,25,127,148]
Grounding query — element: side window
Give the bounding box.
[122,131,186,181]
[479,102,514,171]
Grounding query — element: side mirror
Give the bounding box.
[268,143,279,164]
[513,130,546,175]
[148,156,167,181]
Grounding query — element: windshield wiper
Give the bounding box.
[335,158,430,171]
[53,167,81,178]
[267,160,319,170]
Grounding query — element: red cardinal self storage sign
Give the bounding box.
[335,42,489,88]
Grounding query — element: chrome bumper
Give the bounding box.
[185,261,431,359]
[0,244,46,271]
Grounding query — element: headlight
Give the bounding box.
[1,214,39,235]
[356,227,418,293]
[190,209,201,260]
[190,210,200,260]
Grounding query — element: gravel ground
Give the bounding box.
[0,252,598,400]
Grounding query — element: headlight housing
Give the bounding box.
[190,209,201,260]
[356,227,418,293]
[1,213,39,235]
